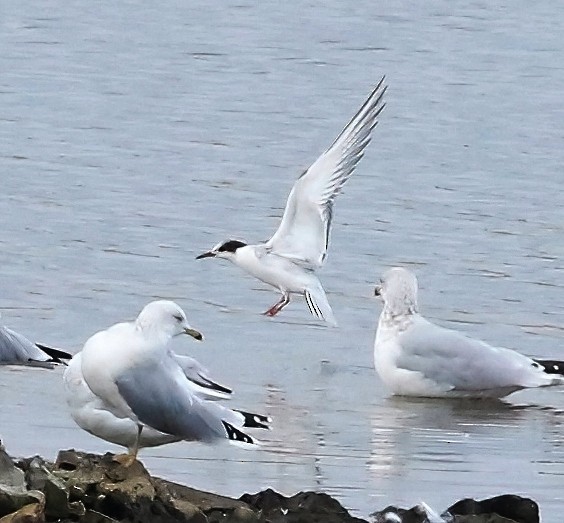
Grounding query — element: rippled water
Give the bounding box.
[1,0,564,520]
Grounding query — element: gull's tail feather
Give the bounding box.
[304,285,337,327]
[234,409,272,430]
[35,343,72,365]
[534,359,564,377]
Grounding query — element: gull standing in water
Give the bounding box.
[197,78,387,326]
[64,350,234,452]
[73,300,270,464]
[373,267,564,399]
[0,314,71,368]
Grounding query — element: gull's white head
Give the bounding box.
[135,300,203,340]
[195,239,247,261]
[374,267,419,316]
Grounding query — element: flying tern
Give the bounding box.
[197,78,387,325]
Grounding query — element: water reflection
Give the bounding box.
[367,397,564,515]
[2,0,564,521]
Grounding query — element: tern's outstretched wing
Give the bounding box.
[266,78,387,269]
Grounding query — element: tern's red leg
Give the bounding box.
[263,293,290,316]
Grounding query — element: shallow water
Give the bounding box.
[1,0,564,520]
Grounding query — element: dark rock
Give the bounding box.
[0,447,547,523]
[0,501,45,523]
[152,476,253,522]
[55,450,81,472]
[0,487,44,521]
[0,445,44,521]
[0,446,25,489]
[54,451,175,523]
[448,495,539,523]
[370,504,433,523]
[78,510,117,523]
[240,488,365,523]
[24,457,74,519]
[453,516,517,523]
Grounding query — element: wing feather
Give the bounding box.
[116,358,231,442]
[174,354,233,399]
[0,325,52,366]
[398,319,552,391]
[266,78,387,268]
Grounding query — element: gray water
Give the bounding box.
[1,0,564,519]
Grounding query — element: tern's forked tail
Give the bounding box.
[304,284,337,327]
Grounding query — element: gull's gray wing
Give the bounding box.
[64,352,180,450]
[0,325,52,367]
[116,356,236,442]
[174,354,232,400]
[397,318,552,392]
[266,78,387,269]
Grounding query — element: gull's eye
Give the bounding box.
[173,314,183,322]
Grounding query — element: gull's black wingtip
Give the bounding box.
[35,343,73,365]
[234,409,272,430]
[199,375,233,395]
[533,359,564,377]
[222,421,255,444]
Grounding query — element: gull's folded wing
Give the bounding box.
[397,318,555,391]
[174,354,233,400]
[0,326,55,366]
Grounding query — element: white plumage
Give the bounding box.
[197,78,387,325]
[373,267,564,399]
[64,350,233,452]
[66,300,270,463]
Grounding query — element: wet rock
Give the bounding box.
[447,495,539,523]
[77,512,116,523]
[0,446,25,489]
[0,447,547,523]
[241,488,365,523]
[54,452,174,523]
[152,477,244,522]
[22,457,74,519]
[0,488,44,522]
[0,501,44,523]
[369,495,539,523]
[370,504,437,523]
[0,445,44,521]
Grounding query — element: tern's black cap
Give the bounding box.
[217,240,247,253]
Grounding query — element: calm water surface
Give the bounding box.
[1,1,564,520]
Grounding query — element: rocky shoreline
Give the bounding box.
[0,444,540,523]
